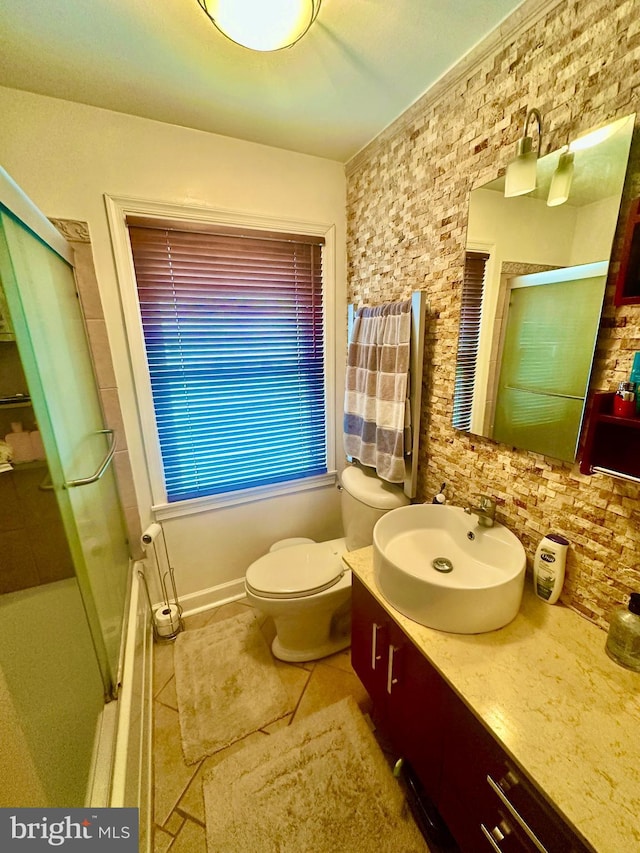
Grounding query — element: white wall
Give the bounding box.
[570,196,621,266]
[0,86,347,606]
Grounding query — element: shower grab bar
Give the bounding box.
[65,429,116,488]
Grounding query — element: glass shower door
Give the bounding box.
[0,205,130,696]
[493,264,607,462]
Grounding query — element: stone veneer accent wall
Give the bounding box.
[346,0,640,628]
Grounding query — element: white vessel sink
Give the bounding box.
[373,504,526,634]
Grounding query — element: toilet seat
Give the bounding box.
[246,540,345,600]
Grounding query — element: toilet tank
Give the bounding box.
[340,464,410,551]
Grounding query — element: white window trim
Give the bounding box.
[105,194,337,514]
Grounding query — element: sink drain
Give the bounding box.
[432,556,453,573]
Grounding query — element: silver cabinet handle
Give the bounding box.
[371,622,383,670]
[480,822,506,852]
[487,774,549,853]
[387,644,399,694]
[65,429,116,488]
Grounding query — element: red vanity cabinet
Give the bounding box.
[351,576,592,853]
[351,575,445,803]
[614,196,640,306]
[438,690,591,853]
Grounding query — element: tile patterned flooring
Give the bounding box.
[152,599,373,852]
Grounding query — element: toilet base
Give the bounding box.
[245,541,352,664]
[266,585,351,663]
[271,633,351,663]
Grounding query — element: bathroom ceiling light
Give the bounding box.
[547,149,575,207]
[196,0,321,52]
[504,108,543,198]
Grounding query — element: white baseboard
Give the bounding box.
[171,577,246,618]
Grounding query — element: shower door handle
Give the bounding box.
[64,429,116,488]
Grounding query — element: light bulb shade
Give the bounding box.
[197,0,321,51]
[504,148,538,198]
[547,152,575,207]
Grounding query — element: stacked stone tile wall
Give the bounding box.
[346,0,640,628]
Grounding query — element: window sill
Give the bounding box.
[151,471,338,520]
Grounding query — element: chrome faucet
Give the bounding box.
[464,495,497,528]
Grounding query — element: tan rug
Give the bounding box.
[174,610,293,764]
[203,696,429,852]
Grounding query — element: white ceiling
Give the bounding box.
[0,0,525,163]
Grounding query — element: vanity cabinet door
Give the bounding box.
[385,627,445,803]
[438,686,590,853]
[351,573,391,709]
[351,578,591,853]
[351,576,445,801]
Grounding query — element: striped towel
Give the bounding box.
[344,298,412,483]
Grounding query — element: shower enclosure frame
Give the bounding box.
[0,166,150,828]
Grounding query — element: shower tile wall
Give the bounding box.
[49,219,142,559]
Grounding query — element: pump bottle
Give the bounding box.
[533,534,569,604]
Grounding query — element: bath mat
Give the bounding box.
[174,609,293,764]
[202,696,429,852]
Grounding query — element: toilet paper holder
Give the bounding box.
[139,521,184,642]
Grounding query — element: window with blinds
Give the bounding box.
[452,251,489,431]
[126,218,327,503]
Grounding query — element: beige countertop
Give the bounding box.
[344,546,640,853]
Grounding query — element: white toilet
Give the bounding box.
[245,464,409,662]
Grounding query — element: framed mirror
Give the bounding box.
[453,112,636,462]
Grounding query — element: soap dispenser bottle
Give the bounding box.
[432,483,446,505]
[605,594,640,671]
[533,533,569,604]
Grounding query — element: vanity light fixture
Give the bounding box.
[569,121,621,152]
[547,148,575,207]
[196,0,321,51]
[504,108,543,198]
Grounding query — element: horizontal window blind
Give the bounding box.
[452,251,489,431]
[127,221,327,502]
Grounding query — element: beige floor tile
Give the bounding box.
[255,610,277,646]
[320,646,354,673]
[208,600,253,624]
[154,596,379,849]
[156,675,178,711]
[153,641,175,698]
[153,826,173,853]
[274,658,312,708]
[293,659,372,722]
[168,818,207,853]
[163,811,185,836]
[153,703,200,827]
[177,731,269,824]
[261,712,294,733]
[182,600,253,631]
[181,610,218,632]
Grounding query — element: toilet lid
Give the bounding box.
[246,542,345,599]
